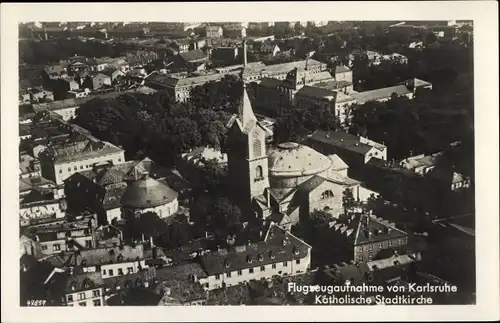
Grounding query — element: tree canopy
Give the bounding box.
[72,76,243,167]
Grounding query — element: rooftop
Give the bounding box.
[199,223,311,276]
[181,147,228,166]
[179,49,207,62]
[352,84,411,104]
[268,142,333,178]
[306,131,375,155]
[155,263,207,303]
[295,86,337,101]
[121,170,178,209]
[242,59,325,77]
[63,272,104,294]
[329,212,407,246]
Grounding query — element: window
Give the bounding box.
[102,269,106,276]
[369,244,373,250]
[53,244,61,251]
[41,245,48,251]
[118,158,122,162]
[260,266,265,272]
[398,239,402,245]
[283,262,288,267]
[320,190,334,200]
[79,302,86,307]
[80,165,83,169]
[78,293,85,301]
[85,240,92,248]
[272,264,277,269]
[249,268,254,274]
[67,295,73,302]
[74,166,77,171]
[237,270,242,276]
[227,272,232,278]
[93,290,100,297]
[215,274,220,280]
[378,243,382,248]
[93,299,101,306]
[296,259,300,265]
[127,267,134,273]
[68,167,71,172]
[255,165,263,181]
[108,269,114,276]
[59,169,63,174]
[388,241,392,247]
[118,268,124,276]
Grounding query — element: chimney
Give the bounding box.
[150,236,154,248]
[243,39,248,67]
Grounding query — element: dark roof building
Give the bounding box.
[121,171,178,209]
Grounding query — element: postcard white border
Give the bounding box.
[2,2,499,322]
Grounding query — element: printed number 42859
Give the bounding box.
[27,300,46,306]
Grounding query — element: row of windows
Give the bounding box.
[102,267,135,277]
[58,158,122,174]
[358,239,403,252]
[67,290,100,303]
[41,239,92,251]
[68,299,101,306]
[214,260,300,280]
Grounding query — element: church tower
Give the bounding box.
[226,85,270,205]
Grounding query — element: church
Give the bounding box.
[226,85,377,230]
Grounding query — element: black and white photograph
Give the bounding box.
[2,2,499,322]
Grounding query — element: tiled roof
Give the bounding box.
[242,59,325,77]
[103,267,157,293]
[70,244,146,267]
[52,142,124,164]
[296,86,337,100]
[352,84,411,104]
[63,272,104,294]
[306,130,374,155]
[330,213,407,246]
[179,49,207,62]
[121,170,178,209]
[155,263,207,303]
[199,223,311,276]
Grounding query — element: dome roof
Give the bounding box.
[121,173,178,209]
[268,142,332,177]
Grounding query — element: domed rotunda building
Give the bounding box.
[227,85,377,229]
[121,169,179,219]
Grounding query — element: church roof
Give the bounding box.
[227,85,258,134]
[268,142,333,178]
[328,154,349,170]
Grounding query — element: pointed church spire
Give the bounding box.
[238,84,257,128]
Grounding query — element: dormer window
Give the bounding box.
[224,260,230,268]
[258,254,263,262]
[246,256,252,264]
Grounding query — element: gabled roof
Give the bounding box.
[330,213,407,246]
[200,223,311,276]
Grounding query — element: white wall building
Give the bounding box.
[199,224,312,291]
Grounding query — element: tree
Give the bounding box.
[124,211,168,241]
[342,187,356,215]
